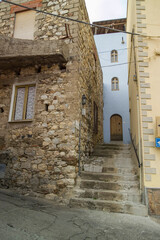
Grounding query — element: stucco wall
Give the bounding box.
[94,32,130,144]
[127,0,160,215]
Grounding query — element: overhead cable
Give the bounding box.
[2,0,160,38]
[98,46,139,54]
[101,55,155,68]
[0,0,150,38]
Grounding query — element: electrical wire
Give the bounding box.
[100,51,128,62]
[98,46,138,54]
[101,54,155,68]
[2,0,159,38]
[102,62,131,68]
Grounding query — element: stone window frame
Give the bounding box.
[9,83,36,122]
[111,77,119,91]
[111,50,118,63]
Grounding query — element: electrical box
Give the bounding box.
[156,117,160,137]
[133,74,137,81]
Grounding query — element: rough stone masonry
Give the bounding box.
[0,0,103,199]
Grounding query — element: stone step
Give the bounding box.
[83,161,136,171]
[94,145,130,149]
[95,144,131,150]
[102,167,138,175]
[80,172,138,182]
[69,198,148,217]
[74,188,141,203]
[93,151,132,156]
[85,156,133,163]
[92,152,132,158]
[93,148,131,154]
[80,180,139,191]
[71,143,145,217]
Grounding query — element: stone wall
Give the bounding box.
[0,0,79,58]
[147,188,160,216]
[77,0,103,159]
[0,0,103,197]
[0,63,80,196]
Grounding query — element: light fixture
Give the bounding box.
[121,37,125,44]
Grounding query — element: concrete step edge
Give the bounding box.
[73,188,141,195]
[69,198,148,217]
[81,172,139,177]
[70,197,146,207]
[80,179,140,184]
[95,144,131,148]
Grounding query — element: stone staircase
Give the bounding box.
[69,143,148,216]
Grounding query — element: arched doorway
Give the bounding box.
[110,114,123,141]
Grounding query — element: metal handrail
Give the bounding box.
[128,128,142,168]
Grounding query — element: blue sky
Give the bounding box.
[85,0,127,23]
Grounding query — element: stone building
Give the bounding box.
[93,18,130,144]
[127,0,160,215]
[0,0,103,198]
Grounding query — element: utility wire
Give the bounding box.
[102,62,131,68]
[101,55,155,68]
[98,46,138,54]
[2,0,157,38]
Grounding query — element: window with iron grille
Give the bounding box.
[11,85,36,121]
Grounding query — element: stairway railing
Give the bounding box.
[128,128,142,168]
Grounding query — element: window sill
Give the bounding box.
[8,119,33,123]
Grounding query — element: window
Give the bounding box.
[111,50,118,63]
[111,77,119,91]
[11,85,36,121]
[94,102,98,134]
[14,10,35,40]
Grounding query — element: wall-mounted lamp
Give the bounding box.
[82,94,87,105]
[121,37,125,44]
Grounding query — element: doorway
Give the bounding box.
[110,114,123,141]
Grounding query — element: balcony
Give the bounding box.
[0,35,69,70]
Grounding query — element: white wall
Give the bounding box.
[94,32,130,144]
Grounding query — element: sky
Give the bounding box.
[85,0,128,23]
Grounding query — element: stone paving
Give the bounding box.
[0,189,160,240]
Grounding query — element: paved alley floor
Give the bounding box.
[0,189,160,240]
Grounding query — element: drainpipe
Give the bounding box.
[78,119,82,176]
[78,94,87,176]
[137,95,142,195]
